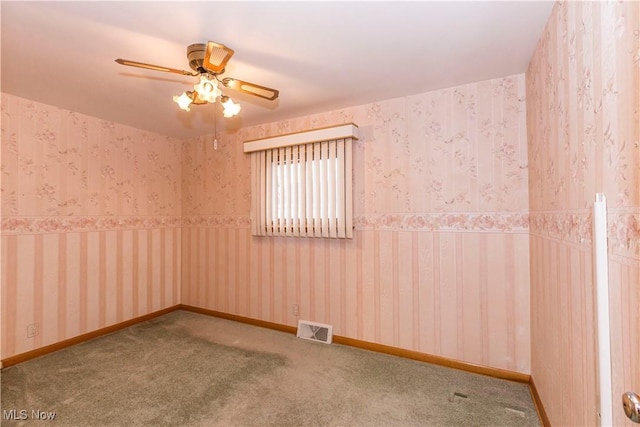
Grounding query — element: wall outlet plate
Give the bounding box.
[27,323,38,338]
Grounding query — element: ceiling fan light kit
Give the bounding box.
[116,41,278,118]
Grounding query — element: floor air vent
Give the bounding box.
[296,320,333,344]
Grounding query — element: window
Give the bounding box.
[244,124,358,238]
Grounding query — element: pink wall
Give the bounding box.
[527,1,640,425]
[1,94,182,359]
[181,74,532,374]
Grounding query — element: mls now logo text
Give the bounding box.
[3,409,57,421]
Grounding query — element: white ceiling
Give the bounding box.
[1,1,554,139]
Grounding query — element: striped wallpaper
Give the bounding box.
[181,224,531,373]
[1,228,180,358]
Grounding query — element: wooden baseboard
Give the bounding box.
[177,304,297,334]
[333,335,531,383]
[179,304,531,384]
[1,305,180,369]
[529,376,551,426]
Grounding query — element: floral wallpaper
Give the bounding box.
[527,1,639,426]
[183,73,530,228]
[229,75,529,217]
[1,94,182,219]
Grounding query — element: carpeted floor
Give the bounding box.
[1,310,540,426]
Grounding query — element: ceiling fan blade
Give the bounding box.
[115,59,199,76]
[203,41,235,73]
[222,78,279,101]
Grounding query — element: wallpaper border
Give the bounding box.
[529,209,640,262]
[2,213,530,234]
[5,210,636,262]
[353,212,529,232]
[1,216,182,234]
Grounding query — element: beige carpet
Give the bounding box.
[1,310,540,426]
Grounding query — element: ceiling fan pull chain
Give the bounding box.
[213,107,218,150]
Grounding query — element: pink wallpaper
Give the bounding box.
[527,1,640,426]
[1,94,182,359]
[181,74,532,374]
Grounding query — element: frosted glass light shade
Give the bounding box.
[173,92,193,111]
[222,96,241,117]
[194,76,221,103]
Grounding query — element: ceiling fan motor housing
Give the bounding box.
[187,43,207,72]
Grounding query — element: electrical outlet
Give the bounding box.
[292,304,300,316]
[27,323,38,338]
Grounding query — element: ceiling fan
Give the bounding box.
[115,41,279,117]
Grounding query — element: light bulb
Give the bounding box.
[221,97,241,117]
[173,92,193,111]
[194,76,221,103]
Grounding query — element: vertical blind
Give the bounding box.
[244,124,358,239]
